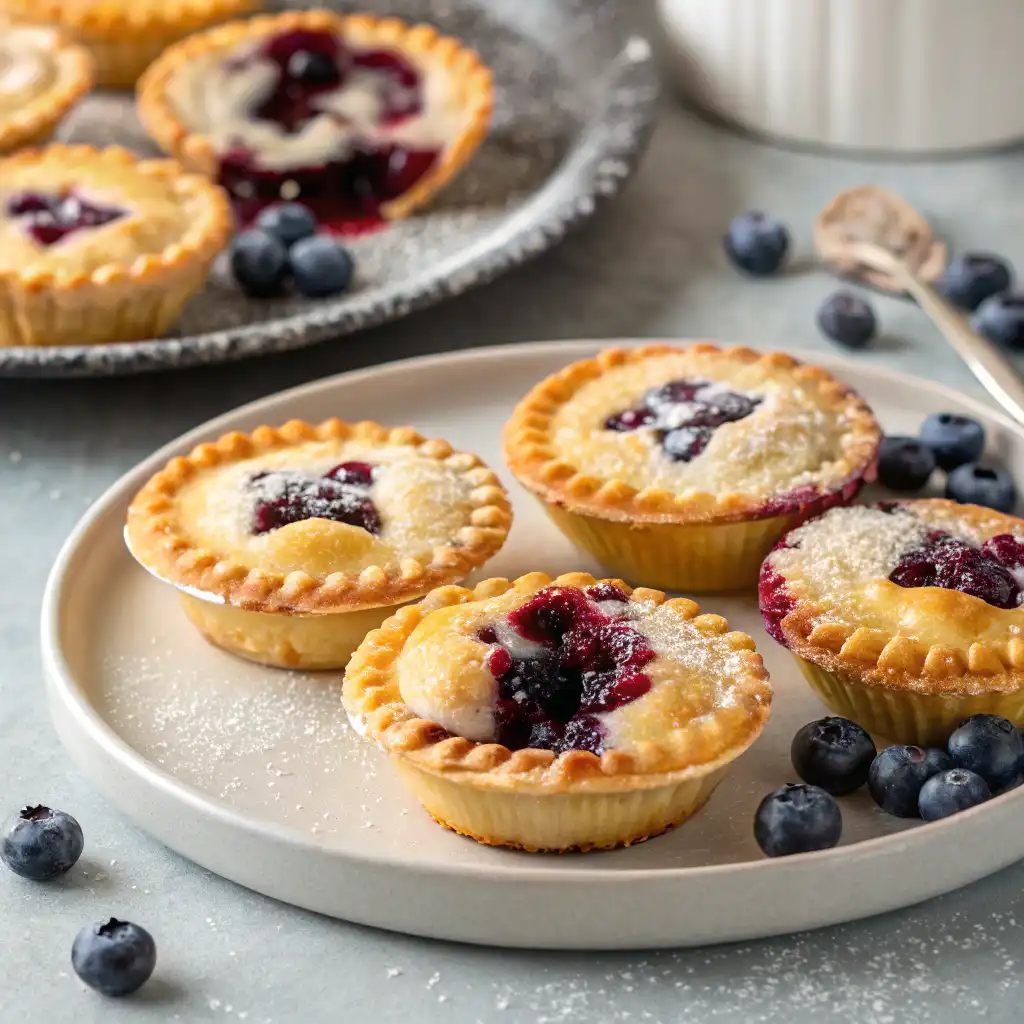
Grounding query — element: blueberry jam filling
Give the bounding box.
[888,530,1024,609]
[7,191,126,246]
[248,461,381,535]
[604,378,761,462]
[219,29,440,229]
[479,585,654,755]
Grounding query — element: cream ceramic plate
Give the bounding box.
[42,341,1024,950]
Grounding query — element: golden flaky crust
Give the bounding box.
[0,22,93,153]
[343,571,772,793]
[136,9,493,220]
[125,418,513,615]
[502,344,882,526]
[0,144,231,348]
[770,499,1024,697]
[0,0,259,88]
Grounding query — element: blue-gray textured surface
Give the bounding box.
[3,22,1024,1024]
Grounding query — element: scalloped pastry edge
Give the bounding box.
[767,499,1024,696]
[342,570,773,792]
[0,22,94,154]
[136,9,493,221]
[0,144,231,292]
[125,418,513,615]
[501,343,882,526]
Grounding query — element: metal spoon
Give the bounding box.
[815,187,1024,427]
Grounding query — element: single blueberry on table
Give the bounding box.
[947,714,1024,792]
[974,293,1024,349]
[937,253,1013,311]
[290,235,355,298]
[230,229,289,298]
[877,437,936,492]
[0,805,83,880]
[918,769,991,821]
[919,412,985,471]
[723,211,790,276]
[71,918,157,997]
[255,202,318,248]
[790,716,876,795]
[816,291,877,350]
[868,745,953,817]
[946,463,1016,514]
[754,783,842,857]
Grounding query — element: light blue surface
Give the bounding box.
[3,92,1024,1022]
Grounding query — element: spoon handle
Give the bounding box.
[886,259,1024,428]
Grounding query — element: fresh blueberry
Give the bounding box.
[254,203,318,248]
[287,49,340,86]
[946,463,1016,513]
[723,211,790,276]
[937,253,1013,311]
[868,745,953,817]
[790,716,876,795]
[230,229,289,298]
[754,783,842,857]
[974,293,1024,349]
[947,714,1024,792]
[816,291,877,350]
[72,918,156,997]
[918,769,991,821]
[877,437,936,492]
[0,805,83,880]
[290,235,354,298]
[919,412,985,471]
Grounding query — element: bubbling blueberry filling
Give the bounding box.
[760,514,1024,650]
[478,584,654,755]
[217,29,440,229]
[889,530,1024,609]
[247,461,381,535]
[6,190,126,246]
[604,378,761,462]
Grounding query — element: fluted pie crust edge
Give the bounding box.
[342,570,773,793]
[125,418,513,615]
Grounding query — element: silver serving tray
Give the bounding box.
[0,0,658,377]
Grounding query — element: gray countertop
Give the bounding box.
[4,79,1024,1024]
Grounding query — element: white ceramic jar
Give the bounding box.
[656,0,1024,154]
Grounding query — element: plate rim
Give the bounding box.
[40,338,1024,892]
[0,24,660,379]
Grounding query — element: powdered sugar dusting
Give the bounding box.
[550,353,866,499]
[770,505,927,603]
[173,440,477,573]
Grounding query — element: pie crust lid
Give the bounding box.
[0,22,93,150]
[0,143,231,287]
[125,418,513,615]
[136,9,494,220]
[343,571,773,794]
[503,344,882,526]
[762,499,1024,695]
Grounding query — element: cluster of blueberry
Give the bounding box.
[723,212,1023,351]
[878,411,1015,513]
[230,202,355,299]
[0,805,155,997]
[754,714,1021,857]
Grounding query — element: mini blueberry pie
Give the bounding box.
[0,22,92,153]
[137,10,493,230]
[503,345,881,591]
[125,419,512,670]
[0,0,259,89]
[760,499,1024,746]
[343,571,772,852]
[0,144,230,348]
